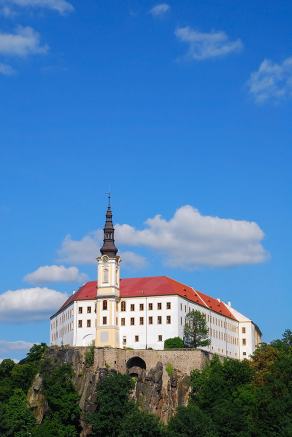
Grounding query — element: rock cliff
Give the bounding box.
[27,346,211,436]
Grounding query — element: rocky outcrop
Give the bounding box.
[28,346,209,435]
[27,374,48,424]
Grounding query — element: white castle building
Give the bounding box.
[50,204,262,360]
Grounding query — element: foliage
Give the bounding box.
[0,388,36,437]
[32,417,78,437]
[165,362,174,377]
[119,407,165,437]
[183,310,211,348]
[164,337,184,349]
[88,372,134,436]
[167,404,217,436]
[41,362,80,432]
[20,343,48,365]
[85,344,95,367]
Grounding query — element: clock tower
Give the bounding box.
[95,199,121,348]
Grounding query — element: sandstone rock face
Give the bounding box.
[27,374,48,424]
[29,347,211,435]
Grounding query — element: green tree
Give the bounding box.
[0,388,36,437]
[21,343,48,364]
[119,407,165,437]
[41,363,80,430]
[164,337,184,349]
[183,310,211,348]
[167,405,217,437]
[0,359,15,378]
[190,356,256,436]
[88,372,134,436]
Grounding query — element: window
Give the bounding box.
[103,267,109,283]
[123,337,126,345]
[243,352,247,356]
[140,317,144,325]
[121,301,126,311]
[140,303,144,311]
[87,320,91,327]
[167,302,171,309]
[180,303,182,311]
[78,320,82,328]
[103,300,107,310]
[130,317,135,326]
[181,317,182,325]
[157,316,162,324]
[166,315,171,324]
[130,304,135,311]
[78,307,83,314]
[157,302,162,310]
[121,318,125,326]
[103,316,107,325]
[242,327,246,333]
[185,305,186,312]
[149,316,153,324]
[135,336,139,342]
[242,338,246,346]
[148,303,153,310]
[158,335,163,342]
[87,306,91,313]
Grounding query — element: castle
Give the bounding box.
[50,203,262,360]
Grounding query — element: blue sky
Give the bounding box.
[0,0,291,360]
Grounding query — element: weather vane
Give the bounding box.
[106,191,111,207]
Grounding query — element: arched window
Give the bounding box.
[121,301,126,312]
[103,300,107,310]
[103,267,109,283]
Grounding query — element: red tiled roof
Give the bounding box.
[52,276,236,320]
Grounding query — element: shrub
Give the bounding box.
[165,363,174,377]
[164,337,184,349]
[85,344,95,367]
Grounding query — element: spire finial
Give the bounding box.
[106,192,111,208]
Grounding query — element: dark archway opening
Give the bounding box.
[126,356,146,377]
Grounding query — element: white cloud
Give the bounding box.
[24,265,87,284]
[149,3,170,17]
[0,340,33,358]
[248,57,292,103]
[58,233,147,271]
[175,26,243,61]
[0,62,15,74]
[0,26,48,57]
[121,251,148,270]
[58,205,267,270]
[1,0,74,14]
[115,206,267,268]
[58,232,101,264]
[0,287,68,322]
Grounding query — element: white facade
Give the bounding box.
[50,292,261,359]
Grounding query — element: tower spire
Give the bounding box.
[100,195,118,257]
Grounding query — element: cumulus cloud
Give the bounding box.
[24,265,87,284]
[58,232,101,264]
[0,26,48,57]
[175,26,243,61]
[0,287,68,322]
[248,57,292,103]
[0,62,15,75]
[120,251,148,270]
[0,340,33,361]
[58,205,267,269]
[149,3,170,17]
[1,0,74,14]
[58,233,147,271]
